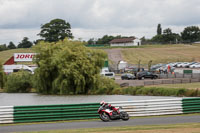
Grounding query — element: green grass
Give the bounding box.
[113,85,200,97]
[17,123,200,133]
[1,44,200,65]
[0,48,33,64]
[121,44,200,65]
[147,82,200,89]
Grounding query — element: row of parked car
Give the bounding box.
[121,71,158,80]
[171,62,200,68]
[151,62,200,72]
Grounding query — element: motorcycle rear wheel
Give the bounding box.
[99,113,110,122]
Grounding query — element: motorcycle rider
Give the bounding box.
[100,101,118,113]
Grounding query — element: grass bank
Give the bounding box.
[112,86,200,97]
[121,44,200,64]
[19,123,200,133]
[147,82,200,89]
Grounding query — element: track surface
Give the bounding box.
[1,115,200,133]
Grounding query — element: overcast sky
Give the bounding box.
[0,0,200,45]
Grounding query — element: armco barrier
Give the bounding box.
[0,98,200,124]
[109,98,183,116]
[0,106,14,124]
[182,98,200,113]
[13,103,100,123]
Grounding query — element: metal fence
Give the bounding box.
[143,78,200,86]
[110,98,200,117]
[1,98,200,124]
[158,73,200,79]
[117,73,200,87]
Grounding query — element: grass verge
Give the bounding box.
[147,82,200,89]
[113,86,200,97]
[18,123,200,133]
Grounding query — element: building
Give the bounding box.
[109,37,141,47]
[3,53,37,74]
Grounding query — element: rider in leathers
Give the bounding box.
[100,101,118,113]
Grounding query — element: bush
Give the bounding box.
[90,77,120,94]
[120,86,197,97]
[5,71,33,93]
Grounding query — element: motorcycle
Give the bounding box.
[98,105,129,122]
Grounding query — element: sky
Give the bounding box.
[0,0,200,45]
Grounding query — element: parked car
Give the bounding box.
[121,73,136,80]
[137,71,158,80]
[101,72,115,79]
[189,63,200,68]
[177,62,190,68]
[173,62,182,67]
[151,64,164,71]
[185,62,197,68]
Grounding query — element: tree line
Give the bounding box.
[0,18,74,52]
[87,24,200,45]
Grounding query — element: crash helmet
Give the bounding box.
[100,101,106,106]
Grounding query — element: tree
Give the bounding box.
[87,38,96,45]
[0,44,8,51]
[8,41,16,49]
[33,39,107,94]
[5,71,32,93]
[38,19,73,42]
[18,37,33,48]
[181,26,200,43]
[162,28,174,43]
[96,35,115,44]
[33,39,44,45]
[151,34,163,43]
[0,62,5,89]
[157,24,162,35]
[152,28,181,44]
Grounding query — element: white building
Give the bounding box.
[118,60,128,70]
[110,37,141,47]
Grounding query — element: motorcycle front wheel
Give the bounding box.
[120,112,129,121]
[99,112,110,122]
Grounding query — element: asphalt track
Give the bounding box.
[1,115,200,133]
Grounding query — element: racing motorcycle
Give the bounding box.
[98,105,129,122]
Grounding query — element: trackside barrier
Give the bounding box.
[13,103,100,123]
[0,106,14,124]
[109,98,183,116]
[182,98,200,113]
[0,98,200,123]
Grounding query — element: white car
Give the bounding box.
[3,65,35,74]
[101,72,115,79]
[177,62,190,68]
[189,63,200,68]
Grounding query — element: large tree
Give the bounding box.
[18,37,33,48]
[38,19,73,42]
[181,26,200,43]
[162,28,179,43]
[33,39,107,94]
